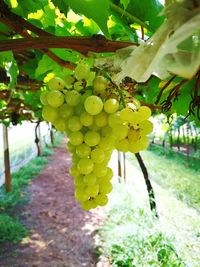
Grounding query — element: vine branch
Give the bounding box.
[135,152,158,218]
[0,36,135,53]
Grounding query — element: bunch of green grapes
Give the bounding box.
[40,62,153,210]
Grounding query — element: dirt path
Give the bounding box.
[0,144,104,267]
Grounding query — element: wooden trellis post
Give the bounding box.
[3,124,11,192]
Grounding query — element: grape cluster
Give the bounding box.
[40,63,153,210]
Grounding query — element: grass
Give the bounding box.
[0,133,64,246]
[128,144,200,210]
[0,214,27,245]
[97,183,185,267]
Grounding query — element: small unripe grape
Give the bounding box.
[48,77,65,90]
[58,104,74,119]
[47,90,65,108]
[65,90,81,106]
[74,64,90,81]
[84,131,100,147]
[69,131,84,146]
[95,194,108,206]
[77,158,94,175]
[138,106,151,120]
[54,118,67,132]
[84,95,103,115]
[91,148,105,163]
[42,105,58,123]
[68,116,82,131]
[80,112,94,126]
[93,76,107,94]
[83,173,97,185]
[104,98,119,114]
[99,181,112,194]
[40,91,49,105]
[76,143,91,158]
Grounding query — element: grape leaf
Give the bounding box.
[120,0,130,10]
[65,0,110,37]
[51,0,69,18]
[35,54,61,79]
[0,51,18,89]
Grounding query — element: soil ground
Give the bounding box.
[0,144,104,267]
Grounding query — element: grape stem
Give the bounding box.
[135,152,158,218]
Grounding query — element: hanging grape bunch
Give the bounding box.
[40,63,153,210]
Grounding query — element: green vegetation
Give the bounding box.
[0,133,64,246]
[0,214,27,245]
[97,183,184,267]
[130,144,200,210]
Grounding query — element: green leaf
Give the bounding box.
[0,51,18,89]
[120,0,130,10]
[35,54,61,79]
[114,0,164,31]
[49,48,80,63]
[52,0,69,18]
[65,0,110,37]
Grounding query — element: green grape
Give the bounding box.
[74,188,88,202]
[138,106,151,120]
[95,194,108,206]
[69,131,84,146]
[93,163,107,177]
[40,91,49,105]
[104,98,119,114]
[99,136,115,151]
[115,138,129,152]
[80,112,93,126]
[64,75,75,88]
[128,129,140,142]
[66,142,76,153]
[54,118,67,132]
[74,103,84,116]
[74,174,85,187]
[99,181,112,194]
[72,153,80,163]
[69,165,79,177]
[94,111,108,127]
[42,105,58,123]
[84,131,100,147]
[86,184,99,197]
[74,80,83,91]
[129,136,149,153]
[112,124,128,140]
[58,104,74,119]
[74,63,90,81]
[103,151,112,163]
[76,143,91,158]
[108,112,122,128]
[119,108,137,123]
[83,173,97,185]
[84,95,103,115]
[86,71,96,86]
[82,199,97,210]
[68,116,82,131]
[105,167,113,180]
[77,158,94,175]
[48,77,65,90]
[91,148,105,163]
[101,125,113,137]
[93,76,107,94]
[47,90,65,108]
[65,90,81,106]
[140,120,153,134]
[89,124,100,132]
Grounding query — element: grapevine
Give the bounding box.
[40,62,153,211]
